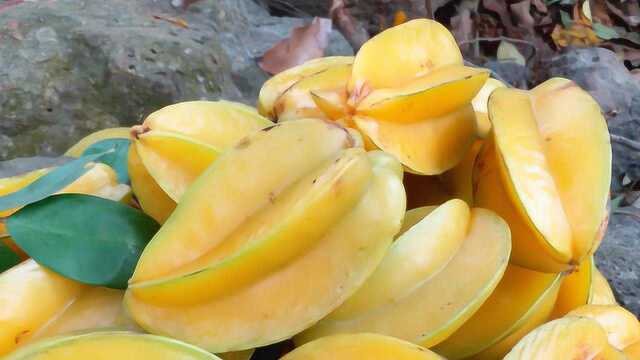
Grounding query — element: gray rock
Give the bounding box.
[595,208,640,316]
[0,156,71,178]
[546,47,640,194]
[0,0,352,160]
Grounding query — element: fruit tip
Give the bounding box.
[130,125,151,140]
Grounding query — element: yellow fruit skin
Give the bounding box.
[590,268,617,305]
[550,256,593,319]
[125,119,406,352]
[298,207,511,348]
[130,148,373,306]
[0,260,86,356]
[568,305,640,350]
[475,79,611,273]
[143,100,272,147]
[127,145,176,224]
[625,341,640,359]
[349,19,462,91]
[355,66,489,123]
[471,78,505,138]
[4,331,221,360]
[135,131,219,202]
[0,261,140,357]
[273,64,351,122]
[504,317,627,360]
[355,104,477,175]
[217,350,254,360]
[258,56,354,118]
[64,127,130,157]
[282,333,444,360]
[433,265,562,360]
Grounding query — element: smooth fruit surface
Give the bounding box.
[5,331,220,360]
[568,304,640,350]
[433,265,563,359]
[504,317,626,360]
[591,268,617,305]
[126,119,406,352]
[550,256,593,319]
[298,205,510,348]
[471,78,505,138]
[475,79,611,272]
[282,333,444,360]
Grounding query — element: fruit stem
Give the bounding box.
[130,125,151,140]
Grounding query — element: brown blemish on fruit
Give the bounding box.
[235,137,251,149]
[15,329,30,344]
[130,125,151,140]
[261,124,278,132]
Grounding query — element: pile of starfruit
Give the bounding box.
[0,19,636,360]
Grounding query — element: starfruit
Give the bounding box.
[470,78,506,139]
[5,331,220,360]
[298,200,511,348]
[128,100,272,223]
[568,304,640,351]
[64,127,130,157]
[0,260,136,356]
[282,333,444,360]
[473,78,611,272]
[259,19,489,175]
[125,119,406,352]
[504,317,627,360]
[433,265,563,359]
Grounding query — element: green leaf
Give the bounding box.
[7,194,159,288]
[560,10,573,28]
[0,151,109,212]
[0,236,21,272]
[593,23,618,40]
[82,139,130,184]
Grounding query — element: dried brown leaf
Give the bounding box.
[510,1,535,34]
[484,0,519,36]
[452,8,474,52]
[258,17,333,75]
[592,0,613,26]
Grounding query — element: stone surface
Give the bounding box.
[0,0,352,160]
[596,208,640,316]
[545,47,640,194]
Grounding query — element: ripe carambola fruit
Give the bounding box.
[259,20,489,175]
[504,317,627,360]
[433,265,563,359]
[298,200,511,348]
[128,100,272,223]
[4,332,221,360]
[281,333,444,360]
[125,119,406,352]
[0,260,135,356]
[473,78,611,272]
[568,304,640,350]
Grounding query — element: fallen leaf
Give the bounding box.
[258,17,333,75]
[152,15,189,29]
[606,1,640,27]
[393,10,408,26]
[581,0,592,22]
[510,1,535,35]
[591,0,613,26]
[531,0,548,13]
[497,40,527,66]
[330,0,369,50]
[484,0,519,36]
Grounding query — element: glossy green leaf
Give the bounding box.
[0,236,21,273]
[0,150,113,212]
[7,194,159,288]
[82,138,130,183]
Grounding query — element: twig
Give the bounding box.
[611,134,640,152]
[425,0,433,19]
[613,209,640,221]
[330,0,369,51]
